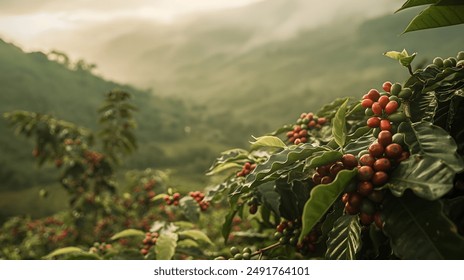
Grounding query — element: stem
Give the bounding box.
[407,65,426,83]
[250,242,281,258]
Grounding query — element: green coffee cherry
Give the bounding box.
[457,51,464,61]
[230,247,240,255]
[398,88,412,99]
[390,83,402,96]
[388,112,407,123]
[433,57,444,68]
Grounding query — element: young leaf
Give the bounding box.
[110,229,145,240]
[325,215,362,260]
[332,98,349,148]
[299,169,357,242]
[249,135,287,151]
[155,232,178,260]
[383,192,464,259]
[384,49,417,67]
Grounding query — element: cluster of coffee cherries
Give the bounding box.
[164,192,181,206]
[227,246,253,260]
[362,83,410,133]
[140,231,159,256]
[430,51,464,69]
[89,242,113,255]
[297,228,321,255]
[311,154,359,185]
[189,191,210,211]
[274,220,301,247]
[236,162,257,177]
[286,112,328,145]
[342,82,412,227]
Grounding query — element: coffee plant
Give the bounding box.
[1,0,464,260]
[206,50,464,259]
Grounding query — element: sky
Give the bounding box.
[0,0,264,47]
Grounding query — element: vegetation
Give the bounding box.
[0,0,464,260]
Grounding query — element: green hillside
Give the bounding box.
[0,39,259,220]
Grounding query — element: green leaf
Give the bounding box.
[257,181,281,217]
[245,145,326,188]
[325,215,362,260]
[249,135,287,151]
[387,155,457,200]
[110,229,145,240]
[178,230,213,246]
[155,232,178,260]
[344,133,376,157]
[206,162,242,176]
[404,5,464,33]
[305,150,343,169]
[332,98,349,148]
[396,0,438,12]
[179,197,200,223]
[400,122,463,172]
[222,210,238,244]
[177,239,199,249]
[383,192,464,259]
[43,247,85,259]
[317,97,353,119]
[299,169,357,242]
[384,50,417,67]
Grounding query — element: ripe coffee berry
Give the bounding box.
[341,154,358,169]
[362,99,374,108]
[359,154,375,167]
[382,81,392,93]
[373,158,391,172]
[377,130,392,147]
[380,119,392,131]
[372,171,389,186]
[345,202,359,215]
[316,165,330,176]
[385,143,403,159]
[359,212,374,226]
[312,173,322,184]
[367,117,380,128]
[329,163,344,177]
[367,89,381,101]
[371,102,383,116]
[384,101,399,115]
[357,181,374,196]
[321,176,333,184]
[358,166,374,181]
[348,193,363,208]
[378,95,390,109]
[368,142,384,158]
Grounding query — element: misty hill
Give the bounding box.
[0,38,257,193]
[51,4,463,128]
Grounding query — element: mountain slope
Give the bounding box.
[83,9,464,127]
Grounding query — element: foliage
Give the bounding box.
[1,3,464,260]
